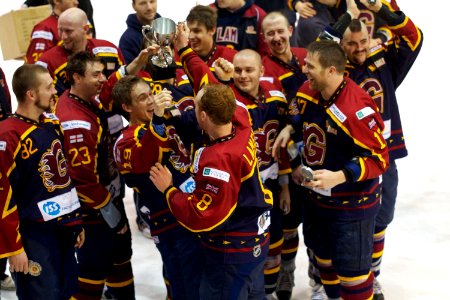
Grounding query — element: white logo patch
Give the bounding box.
[61,120,91,131]
[356,107,375,120]
[92,46,118,55]
[202,167,230,182]
[329,104,347,123]
[0,141,6,151]
[31,30,53,41]
[35,61,48,68]
[193,147,204,173]
[269,90,286,99]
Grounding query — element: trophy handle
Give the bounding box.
[141,25,155,44]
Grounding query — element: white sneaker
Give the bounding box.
[1,276,16,291]
[311,282,327,300]
[373,278,385,300]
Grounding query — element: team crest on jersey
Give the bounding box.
[245,26,257,34]
[254,121,279,168]
[368,118,377,129]
[28,260,42,276]
[166,125,191,173]
[38,140,71,192]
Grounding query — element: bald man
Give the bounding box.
[36,7,124,96]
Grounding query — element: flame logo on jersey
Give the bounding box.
[38,140,71,192]
[166,125,191,173]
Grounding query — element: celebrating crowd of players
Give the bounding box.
[0,0,422,299]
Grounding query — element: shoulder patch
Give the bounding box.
[31,30,53,41]
[356,107,375,120]
[329,104,347,123]
[43,112,59,120]
[0,141,6,151]
[203,167,230,182]
[269,90,286,99]
[92,46,118,55]
[193,147,204,173]
[35,61,48,68]
[61,120,91,131]
[260,76,274,84]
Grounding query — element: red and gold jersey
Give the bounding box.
[262,47,308,102]
[290,78,389,219]
[25,13,60,64]
[0,113,82,258]
[55,91,118,211]
[165,111,273,263]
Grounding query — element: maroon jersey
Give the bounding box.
[0,113,82,257]
[175,44,237,81]
[231,81,291,180]
[262,47,308,102]
[25,13,60,64]
[36,38,124,96]
[55,91,122,211]
[289,78,389,219]
[165,104,273,263]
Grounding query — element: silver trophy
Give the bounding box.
[142,17,176,68]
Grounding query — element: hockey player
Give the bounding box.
[175,22,291,299]
[54,52,134,299]
[25,0,79,63]
[150,83,273,299]
[112,75,203,299]
[36,7,124,96]
[0,64,84,299]
[318,0,423,298]
[178,5,237,80]
[261,11,310,299]
[0,66,11,120]
[273,40,389,300]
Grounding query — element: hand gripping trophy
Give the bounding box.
[142,17,177,68]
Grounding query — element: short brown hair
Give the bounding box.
[112,75,147,108]
[307,40,346,74]
[12,64,49,103]
[186,5,217,31]
[198,84,236,125]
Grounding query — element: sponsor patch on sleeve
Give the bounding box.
[0,141,6,151]
[61,120,91,131]
[269,90,286,99]
[31,30,53,41]
[202,167,230,182]
[329,104,347,123]
[356,107,375,120]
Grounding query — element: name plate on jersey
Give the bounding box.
[37,188,80,221]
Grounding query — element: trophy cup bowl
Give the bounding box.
[141,17,176,68]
